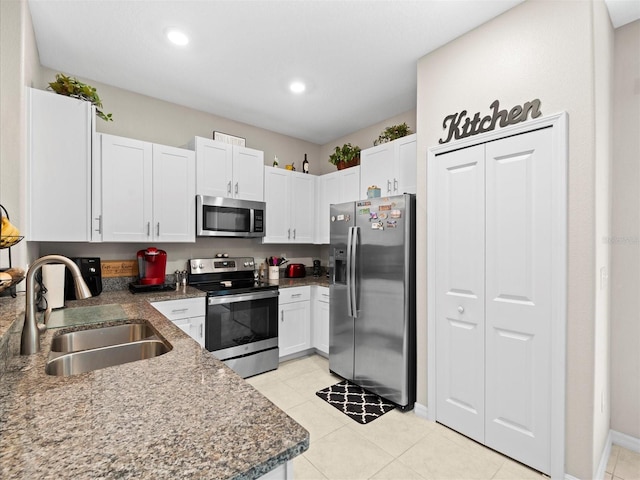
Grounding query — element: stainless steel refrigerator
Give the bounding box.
[329,193,416,410]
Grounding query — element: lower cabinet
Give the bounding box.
[278,286,311,358]
[312,286,330,355]
[151,297,206,347]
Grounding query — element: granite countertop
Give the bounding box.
[0,286,309,479]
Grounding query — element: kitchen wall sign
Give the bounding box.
[439,99,542,144]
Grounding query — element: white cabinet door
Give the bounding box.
[264,167,291,243]
[290,172,315,243]
[190,137,264,201]
[279,286,311,358]
[312,286,330,355]
[279,300,311,357]
[152,144,195,243]
[264,167,315,244]
[233,146,264,201]
[27,88,93,241]
[395,134,417,195]
[193,137,233,198]
[360,142,394,198]
[100,135,194,243]
[359,134,416,198]
[434,128,556,475]
[101,135,153,242]
[316,166,360,244]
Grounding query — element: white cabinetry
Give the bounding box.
[151,297,205,347]
[27,87,94,241]
[311,286,330,355]
[187,136,264,201]
[316,166,360,244]
[263,167,315,244]
[278,286,311,358]
[359,133,416,198]
[96,134,195,242]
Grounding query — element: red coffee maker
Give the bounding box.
[137,247,167,285]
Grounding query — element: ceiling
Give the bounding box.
[28,0,638,145]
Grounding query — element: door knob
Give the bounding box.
[458,306,464,313]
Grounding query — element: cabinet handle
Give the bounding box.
[227,181,232,195]
[293,228,296,239]
[171,308,188,314]
[200,323,203,338]
[235,182,239,195]
[458,306,465,313]
[157,222,160,236]
[287,228,291,239]
[147,222,151,236]
[393,178,398,192]
[322,294,330,298]
[291,293,302,298]
[281,311,284,322]
[94,215,102,234]
[387,180,392,193]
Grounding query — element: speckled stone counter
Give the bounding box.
[265,275,330,289]
[0,287,309,479]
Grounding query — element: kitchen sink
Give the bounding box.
[50,321,158,353]
[45,320,172,376]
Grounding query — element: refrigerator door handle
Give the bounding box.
[350,226,359,318]
[346,226,354,317]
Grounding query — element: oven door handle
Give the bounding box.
[207,289,279,305]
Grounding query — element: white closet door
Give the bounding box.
[435,143,486,443]
[484,128,553,473]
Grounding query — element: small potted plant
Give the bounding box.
[48,73,113,122]
[373,122,412,146]
[328,143,361,170]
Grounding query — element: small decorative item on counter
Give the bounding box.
[273,155,279,167]
[268,266,279,280]
[367,186,381,198]
[0,216,22,248]
[285,162,295,171]
[302,154,309,174]
[258,263,266,280]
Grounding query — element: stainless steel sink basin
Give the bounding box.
[45,320,172,376]
[51,322,157,353]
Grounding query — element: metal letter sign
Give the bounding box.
[439,99,542,144]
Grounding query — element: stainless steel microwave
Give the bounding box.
[196,195,266,238]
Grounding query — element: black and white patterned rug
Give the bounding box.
[315,380,396,424]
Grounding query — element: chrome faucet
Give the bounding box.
[21,255,93,355]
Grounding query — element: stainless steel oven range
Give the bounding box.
[188,257,279,378]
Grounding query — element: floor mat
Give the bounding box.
[315,380,396,424]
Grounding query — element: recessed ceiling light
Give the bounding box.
[289,81,306,94]
[166,28,189,46]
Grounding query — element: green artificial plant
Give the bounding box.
[373,122,411,146]
[48,73,113,122]
[328,143,361,169]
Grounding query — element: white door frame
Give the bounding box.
[427,112,568,479]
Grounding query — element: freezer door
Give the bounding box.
[353,194,416,407]
[329,201,355,381]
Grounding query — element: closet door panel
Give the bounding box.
[484,128,553,473]
[434,144,485,443]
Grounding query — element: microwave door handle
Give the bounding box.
[350,226,359,318]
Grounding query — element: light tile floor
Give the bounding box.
[607,444,640,480]
[249,355,558,479]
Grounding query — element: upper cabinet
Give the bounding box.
[27,88,94,241]
[315,166,360,244]
[94,134,195,243]
[359,133,417,198]
[263,167,315,244]
[186,137,264,201]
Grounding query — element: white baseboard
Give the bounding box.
[414,402,428,420]
[611,430,640,453]
[592,429,640,480]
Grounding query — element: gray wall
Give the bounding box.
[610,19,640,440]
[415,0,613,478]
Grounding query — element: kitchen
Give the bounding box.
[1,1,640,479]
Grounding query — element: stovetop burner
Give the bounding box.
[188,257,278,297]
